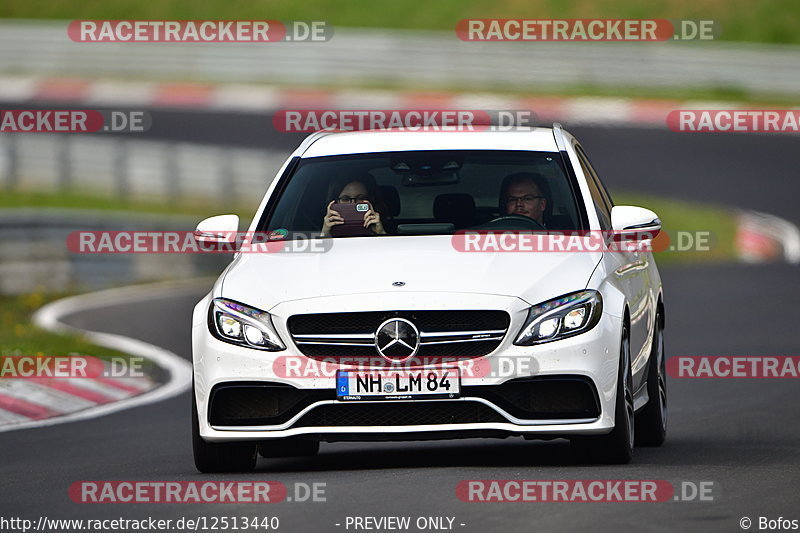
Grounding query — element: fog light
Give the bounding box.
[538,317,560,338]
[219,316,242,338]
[564,307,587,330]
[244,325,265,345]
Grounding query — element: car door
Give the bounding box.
[574,144,653,391]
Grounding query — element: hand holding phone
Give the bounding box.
[328,201,374,237]
[321,200,344,236]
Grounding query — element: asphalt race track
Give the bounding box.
[1,115,799,532]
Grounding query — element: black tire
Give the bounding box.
[635,313,667,446]
[259,439,320,458]
[192,388,257,473]
[573,322,634,464]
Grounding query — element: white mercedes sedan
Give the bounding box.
[191,124,667,471]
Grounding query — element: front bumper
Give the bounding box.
[192,291,623,442]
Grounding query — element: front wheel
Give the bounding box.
[635,313,667,446]
[192,388,257,473]
[573,322,634,464]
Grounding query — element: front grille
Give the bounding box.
[287,310,510,360]
[295,401,506,427]
[289,310,509,334]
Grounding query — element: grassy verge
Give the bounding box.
[0,292,159,378]
[614,192,738,264]
[0,189,255,220]
[2,0,800,44]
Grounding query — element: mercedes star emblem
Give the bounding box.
[374,318,420,362]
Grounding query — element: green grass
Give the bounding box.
[615,192,738,264]
[0,189,255,222]
[2,0,799,44]
[0,292,158,378]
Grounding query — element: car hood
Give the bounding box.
[220,235,602,310]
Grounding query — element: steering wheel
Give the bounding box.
[477,214,546,231]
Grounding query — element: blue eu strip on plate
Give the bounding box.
[337,371,350,396]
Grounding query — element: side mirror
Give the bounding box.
[194,214,239,245]
[611,206,661,234]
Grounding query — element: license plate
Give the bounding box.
[336,368,460,401]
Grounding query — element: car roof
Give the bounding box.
[300,127,559,158]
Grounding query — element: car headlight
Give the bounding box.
[514,290,603,346]
[209,298,285,351]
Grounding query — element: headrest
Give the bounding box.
[433,193,476,228]
[378,185,401,217]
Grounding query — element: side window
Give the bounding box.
[575,147,611,230]
[577,146,614,208]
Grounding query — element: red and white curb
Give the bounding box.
[0,370,153,425]
[0,280,197,433]
[0,75,719,128]
[736,211,800,264]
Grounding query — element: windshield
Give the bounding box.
[259,150,586,237]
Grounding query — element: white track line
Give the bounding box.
[0,279,208,433]
[0,409,30,424]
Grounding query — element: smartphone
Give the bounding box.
[330,202,373,237]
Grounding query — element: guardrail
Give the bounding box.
[0,133,289,209]
[0,209,230,295]
[2,21,800,95]
[0,132,291,295]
